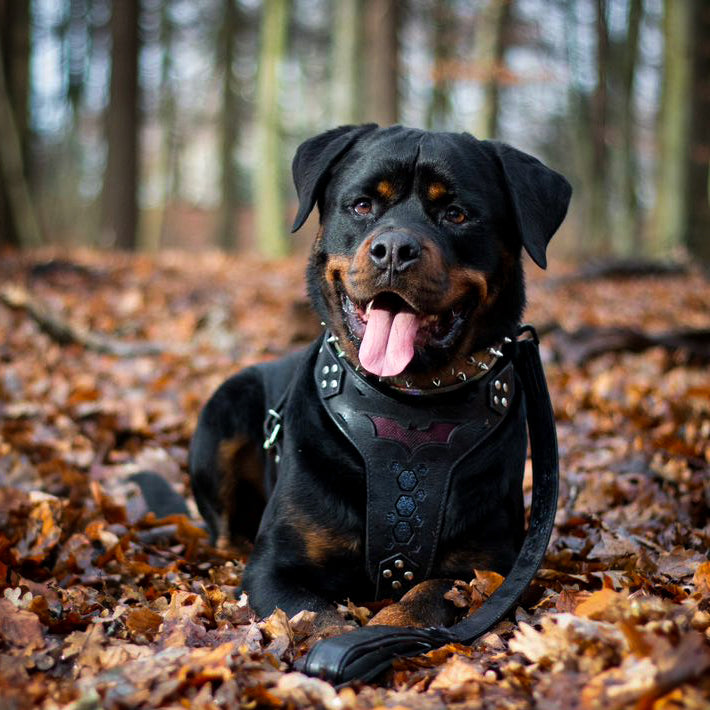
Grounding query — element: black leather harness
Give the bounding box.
[314,333,517,601]
[266,325,559,684]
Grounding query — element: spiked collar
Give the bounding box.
[319,330,514,396]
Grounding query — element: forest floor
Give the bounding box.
[0,248,709,709]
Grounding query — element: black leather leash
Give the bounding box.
[301,324,559,684]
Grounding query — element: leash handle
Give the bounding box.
[302,325,559,684]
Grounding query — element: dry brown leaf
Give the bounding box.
[574,588,630,622]
[0,598,45,651]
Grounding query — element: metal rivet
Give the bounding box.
[494,380,502,391]
[503,382,509,393]
[493,395,499,405]
[382,569,392,579]
[501,397,508,407]
[330,379,338,388]
[404,571,414,581]
[394,559,404,569]
[331,364,338,373]
[321,380,327,388]
[322,365,330,375]
[392,580,402,590]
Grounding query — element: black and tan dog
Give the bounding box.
[189,125,571,627]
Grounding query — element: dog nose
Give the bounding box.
[369,232,421,272]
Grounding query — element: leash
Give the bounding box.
[301,324,559,684]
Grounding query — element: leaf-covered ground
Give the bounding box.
[0,248,709,709]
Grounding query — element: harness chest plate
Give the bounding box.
[314,335,516,600]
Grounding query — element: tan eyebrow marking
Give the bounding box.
[427,182,448,201]
[376,180,396,200]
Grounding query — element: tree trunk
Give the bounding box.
[588,0,611,254]
[685,0,710,267]
[473,0,512,140]
[0,1,42,248]
[364,0,399,126]
[331,0,362,125]
[101,0,140,250]
[426,0,452,130]
[254,0,289,257]
[616,0,643,254]
[650,0,693,256]
[216,0,240,250]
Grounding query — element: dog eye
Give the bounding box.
[353,199,372,216]
[444,206,466,224]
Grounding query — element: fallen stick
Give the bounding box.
[0,284,184,357]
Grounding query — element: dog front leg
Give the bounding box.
[368,579,462,628]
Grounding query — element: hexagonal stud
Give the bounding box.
[382,569,392,579]
[404,571,414,581]
[397,469,417,491]
[393,521,413,543]
[394,559,404,569]
[322,365,330,375]
[392,580,402,590]
[395,495,416,517]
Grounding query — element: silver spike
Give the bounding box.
[457,372,467,381]
[337,349,346,358]
[320,321,326,327]
[503,337,512,343]
[488,348,504,358]
[477,362,489,371]
[451,367,456,376]
[327,335,339,343]
[432,377,441,387]
[405,380,413,388]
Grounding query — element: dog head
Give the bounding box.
[292,125,571,387]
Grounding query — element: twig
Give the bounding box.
[0,284,184,357]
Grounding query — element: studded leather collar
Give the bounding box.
[315,332,516,600]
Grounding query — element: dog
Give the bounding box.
[189,124,571,627]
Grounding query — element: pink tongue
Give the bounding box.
[359,304,420,377]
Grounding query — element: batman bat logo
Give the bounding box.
[369,416,458,452]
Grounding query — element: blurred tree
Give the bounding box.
[685,0,710,266]
[472,0,512,139]
[216,0,241,250]
[364,0,399,125]
[613,0,643,253]
[153,0,180,251]
[650,0,692,255]
[331,0,363,124]
[255,0,289,257]
[0,0,41,247]
[426,0,453,130]
[101,0,140,250]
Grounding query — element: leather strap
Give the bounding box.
[302,325,559,684]
[314,338,516,599]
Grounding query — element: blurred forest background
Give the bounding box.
[0,0,709,264]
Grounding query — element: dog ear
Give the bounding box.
[488,142,572,269]
[291,124,378,232]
